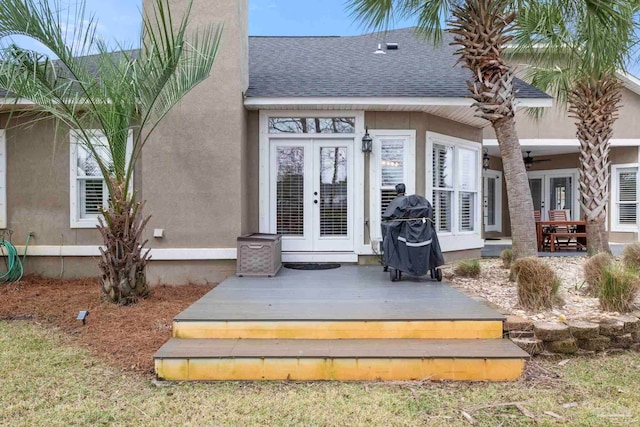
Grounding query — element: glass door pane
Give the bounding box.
[529,178,544,218]
[275,146,305,236]
[319,146,348,237]
[486,177,496,227]
[549,176,572,217]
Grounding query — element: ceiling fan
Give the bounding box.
[523,151,551,170]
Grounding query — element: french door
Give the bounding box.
[528,170,579,221]
[483,170,502,232]
[269,139,353,252]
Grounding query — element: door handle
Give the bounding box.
[314,200,318,204]
[314,192,318,196]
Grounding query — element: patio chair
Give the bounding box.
[549,210,571,248]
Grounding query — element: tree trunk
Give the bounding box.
[569,77,622,255]
[449,0,537,258]
[493,117,538,257]
[98,178,152,304]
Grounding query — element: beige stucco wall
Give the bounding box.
[141,0,248,251]
[484,56,640,140]
[0,115,103,247]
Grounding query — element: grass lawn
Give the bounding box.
[1,321,639,426]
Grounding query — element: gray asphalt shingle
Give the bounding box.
[247,28,549,99]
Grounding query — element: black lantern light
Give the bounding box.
[483,148,491,171]
[362,128,373,154]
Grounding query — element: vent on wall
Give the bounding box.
[386,42,399,50]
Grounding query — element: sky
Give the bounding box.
[7,0,640,76]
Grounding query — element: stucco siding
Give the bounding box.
[484,88,640,141]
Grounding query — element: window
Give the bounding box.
[268,117,355,134]
[369,130,416,242]
[70,129,132,228]
[612,165,638,232]
[428,133,480,235]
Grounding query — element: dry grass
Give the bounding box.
[3,321,640,426]
[583,252,614,297]
[500,249,514,269]
[453,259,481,278]
[512,257,559,311]
[623,243,640,271]
[599,264,639,313]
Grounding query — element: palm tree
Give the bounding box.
[512,1,639,254]
[348,0,540,258]
[0,0,222,303]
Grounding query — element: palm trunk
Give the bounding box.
[569,77,622,255]
[449,0,537,258]
[493,117,538,257]
[98,178,152,304]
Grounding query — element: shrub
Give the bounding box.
[500,249,514,269]
[623,243,640,271]
[512,257,559,311]
[599,264,639,313]
[583,252,614,297]
[454,259,481,278]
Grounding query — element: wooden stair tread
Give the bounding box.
[155,338,530,360]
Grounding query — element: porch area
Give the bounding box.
[155,265,529,382]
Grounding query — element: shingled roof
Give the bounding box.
[247,27,549,99]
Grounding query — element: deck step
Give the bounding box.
[173,319,504,340]
[155,338,529,381]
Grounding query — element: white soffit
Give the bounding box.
[483,138,640,157]
[245,97,552,128]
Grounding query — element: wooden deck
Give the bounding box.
[155,265,529,382]
[175,265,504,321]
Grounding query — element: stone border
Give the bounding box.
[505,315,640,356]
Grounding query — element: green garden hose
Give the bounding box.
[0,234,31,283]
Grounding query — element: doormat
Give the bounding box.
[284,263,341,271]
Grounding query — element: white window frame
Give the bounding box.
[426,132,483,252]
[483,169,502,233]
[70,129,133,229]
[611,163,639,233]
[0,130,6,229]
[369,130,416,243]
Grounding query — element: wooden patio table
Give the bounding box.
[536,221,587,252]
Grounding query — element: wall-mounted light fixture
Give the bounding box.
[362,128,373,154]
[483,149,491,171]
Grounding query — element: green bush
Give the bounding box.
[453,259,481,278]
[500,249,514,269]
[583,252,614,297]
[599,264,639,313]
[623,243,640,271]
[512,257,560,311]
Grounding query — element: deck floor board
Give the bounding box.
[174,266,504,321]
[156,338,529,359]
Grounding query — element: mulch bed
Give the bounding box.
[0,276,213,374]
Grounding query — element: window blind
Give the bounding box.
[380,138,405,214]
[618,169,637,225]
[276,146,305,236]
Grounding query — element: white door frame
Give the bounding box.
[483,169,502,233]
[259,110,364,256]
[528,168,580,220]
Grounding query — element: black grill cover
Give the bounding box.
[381,194,445,276]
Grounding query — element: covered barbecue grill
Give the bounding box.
[381,185,445,282]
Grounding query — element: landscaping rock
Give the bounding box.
[568,320,599,340]
[534,322,571,341]
[511,337,543,355]
[545,338,578,354]
[599,319,625,337]
[509,330,535,339]
[616,315,640,333]
[612,333,634,349]
[631,343,640,352]
[633,330,640,343]
[504,316,533,332]
[578,336,611,352]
